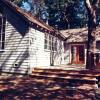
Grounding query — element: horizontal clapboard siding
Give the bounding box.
[29,28,50,68]
[53,40,65,65]
[29,28,65,69]
[0,20,30,74]
[0,2,66,74]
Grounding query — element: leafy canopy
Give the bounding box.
[10,0,100,29]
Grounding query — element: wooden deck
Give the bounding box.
[34,64,86,70]
[33,64,100,72]
[0,66,99,100]
[32,67,100,88]
[30,67,100,99]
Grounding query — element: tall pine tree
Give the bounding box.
[85,0,99,69]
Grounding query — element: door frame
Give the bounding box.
[96,53,100,68]
[70,44,85,64]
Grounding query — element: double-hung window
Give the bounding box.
[44,33,48,50]
[0,14,5,50]
[44,33,57,51]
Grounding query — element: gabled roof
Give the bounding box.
[60,27,100,43]
[1,0,65,40]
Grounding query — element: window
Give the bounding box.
[44,33,57,51]
[44,33,48,49]
[52,36,57,51]
[49,35,52,50]
[0,15,5,50]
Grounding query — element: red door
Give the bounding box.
[71,45,85,64]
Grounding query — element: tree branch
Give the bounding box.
[85,0,92,9]
[85,0,93,13]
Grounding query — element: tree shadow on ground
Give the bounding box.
[0,75,97,100]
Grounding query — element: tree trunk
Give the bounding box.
[85,0,99,69]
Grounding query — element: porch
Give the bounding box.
[33,64,91,70]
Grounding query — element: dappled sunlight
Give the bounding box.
[0,75,97,100]
[0,25,29,74]
[2,69,99,99]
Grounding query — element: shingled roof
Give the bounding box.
[60,27,100,43]
[1,0,65,40]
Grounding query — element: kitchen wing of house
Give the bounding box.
[60,28,100,69]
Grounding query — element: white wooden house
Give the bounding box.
[0,0,100,74]
[0,0,65,74]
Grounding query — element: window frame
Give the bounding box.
[44,33,57,51]
[0,14,6,51]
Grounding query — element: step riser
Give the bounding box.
[30,75,97,85]
[32,68,99,88]
[33,68,100,76]
[32,71,97,78]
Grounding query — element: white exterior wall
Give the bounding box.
[54,40,65,65]
[0,21,29,74]
[64,44,70,64]
[29,28,65,69]
[29,28,50,69]
[0,21,66,74]
[57,43,71,65]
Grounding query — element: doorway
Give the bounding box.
[71,45,85,64]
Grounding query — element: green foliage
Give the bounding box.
[46,0,86,29]
[11,0,100,29]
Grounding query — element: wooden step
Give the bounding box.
[32,71,97,78]
[31,68,100,88]
[33,68,100,76]
[30,74,97,84]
